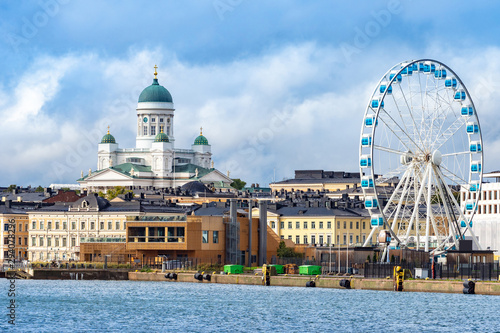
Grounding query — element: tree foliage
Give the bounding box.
[276,241,303,258]
[35,186,44,192]
[102,186,133,200]
[230,178,247,190]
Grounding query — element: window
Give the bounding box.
[24,237,28,246]
[143,126,148,135]
[151,117,156,122]
[362,234,366,243]
[296,235,300,244]
[350,221,353,229]
[151,126,156,136]
[100,222,104,230]
[18,237,21,245]
[202,230,209,243]
[280,236,284,239]
[343,221,346,228]
[319,235,324,244]
[288,235,292,240]
[159,118,164,123]
[349,234,353,244]
[327,235,331,245]
[62,238,67,247]
[116,221,120,230]
[55,221,60,229]
[40,221,44,230]
[90,221,94,229]
[327,221,331,229]
[303,221,308,229]
[81,222,85,230]
[356,235,359,243]
[311,222,316,229]
[32,221,36,230]
[213,231,219,244]
[343,234,347,244]
[271,221,276,229]
[18,224,22,232]
[319,222,323,229]
[337,235,340,244]
[356,221,359,229]
[363,221,366,229]
[311,235,316,244]
[337,221,340,229]
[303,235,308,244]
[47,221,52,229]
[62,221,66,230]
[71,238,76,247]
[124,222,126,230]
[288,221,292,229]
[296,221,300,229]
[71,221,76,230]
[55,238,59,247]
[167,126,170,135]
[40,237,44,247]
[108,221,112,230]
[32,237,36,246]
[280,222,284,229]
[47,238,51,247]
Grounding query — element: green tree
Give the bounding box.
[230,178,246,190]
[34,186,44,192]
[276,241,303,258]
[104,186,133,200]
[4,184,16,192]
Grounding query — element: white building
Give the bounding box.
[462,171,500,254]
[78,67,232,191]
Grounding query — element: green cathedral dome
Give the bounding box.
[154,131,169,142]
[101,129,116,144]
[138,78,173,103]
[194,135,209,145]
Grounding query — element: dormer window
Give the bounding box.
[82,200,88,208]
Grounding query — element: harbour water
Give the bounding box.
[1,279,499,332]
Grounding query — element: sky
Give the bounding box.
[1,0,500,187]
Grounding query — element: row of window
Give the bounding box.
[31,220,125,231]
[463,190,500,202]
[143,125,171,136]
[202,230,219,244]
[273,220,367,230]
[282,234,367,245]
[476,204,499,215]
[31,236,76,248]
[3,223,29,232]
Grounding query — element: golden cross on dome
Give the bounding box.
[200,126,203,135]
[154,65,158,79]
[107,125,110,134]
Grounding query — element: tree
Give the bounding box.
[230,178,246,190]
[34,186,44,192]
[4,184,16,192]
[103,186,133,200]
[276,241,303,258]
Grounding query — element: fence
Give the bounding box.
[364,262,500,281]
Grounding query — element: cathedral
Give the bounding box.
[78,66,233,191]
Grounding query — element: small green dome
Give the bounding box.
[194,135,209,145]
[138,78,173,103]
[154,132,169,142]
[101,132,116,144]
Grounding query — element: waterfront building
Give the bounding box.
[0,202,29,263]
[462,171,500,257]
[27,194,139,261]
[78,66,233,192]
[255,202,374,248]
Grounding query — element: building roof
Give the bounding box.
[154,131,169,142]
[194,134,209,145]
[101,132,116,144]
[0,205,27,215]
[276,206,369,218]
[138,78,173,103]
[1,192,47,202]
[180,181,213,194]
[43,190,83,203]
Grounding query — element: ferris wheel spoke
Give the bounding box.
[441,151,470,157]
[373,145,407,155]
[439,165,468,185]
[432,116,467,151]
[378,110,424,154]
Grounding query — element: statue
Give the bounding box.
[81,170,84,178]
[88,169,92,176]
[195,168,198,177]
[109,158,113,167]
[211,161,214,169]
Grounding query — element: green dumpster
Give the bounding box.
[224,265,244,274]
[299,265,322,275]
[268,264,284,274]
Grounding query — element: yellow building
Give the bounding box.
[270,170,361,192]
[0,204,29,263]
[28,194,136,261]
[255,204,374,247]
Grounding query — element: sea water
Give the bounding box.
[0,279,499,332]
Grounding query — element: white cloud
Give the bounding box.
[1,44,500,186]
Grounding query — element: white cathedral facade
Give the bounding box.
[78,67,233,191]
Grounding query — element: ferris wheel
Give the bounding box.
[359,59,483,255]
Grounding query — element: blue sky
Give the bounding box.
[1,0,500,187]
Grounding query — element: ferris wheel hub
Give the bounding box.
[431,150,442,166]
